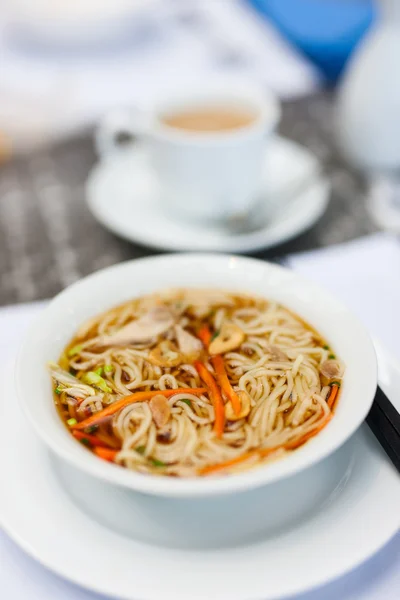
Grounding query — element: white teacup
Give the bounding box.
[96,82,280,223]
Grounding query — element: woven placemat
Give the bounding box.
[0,91,376,306]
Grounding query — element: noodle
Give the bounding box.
[49,289,344,477]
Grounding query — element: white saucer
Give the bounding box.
[86,136,330,253]
[1,342,399,600]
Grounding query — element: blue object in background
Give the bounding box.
[249,0,376,81]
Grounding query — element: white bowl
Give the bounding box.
[16,254,377,499]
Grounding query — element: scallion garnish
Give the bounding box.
[135,445,146,455]
[85,425,98,433]
[181,399,192,407]
[81,371,112,393]
[67,417,77,426]
[210,330,220,342]
[68,344,83,357]
[94,367,104,376]
[328,354,336,360]
[54,386,63,395]
[150,458,166,467]
[104,364,114,373]
[323,344,330,350]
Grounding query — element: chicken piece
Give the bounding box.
[95,306,175,347]
[150,394,171,428]
[320,359,344,381]
[174,325,203,360]
[267,345,287,362]
[48,362,95,396]
[184,289,234,318]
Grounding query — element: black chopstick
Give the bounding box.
[366,386,400,473]
[371,385,400,436]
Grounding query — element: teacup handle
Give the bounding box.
[95,107,150,158]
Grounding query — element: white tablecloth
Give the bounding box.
[1,233,399,599]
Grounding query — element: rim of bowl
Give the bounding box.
[15,254,377,498]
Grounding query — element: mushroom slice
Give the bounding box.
[96,306,175,347]
[209,323,245,355]
[174,325,203,360]
[150,394,171,428]
[225,390,251,421]
[148,340,183,367]
[319,359,343,381]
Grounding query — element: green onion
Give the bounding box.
[80,438,91,447]
[69,367,77,376]
[85,425,98,433]
[323,344,330,350]
[150,458,166,467]
[94,367,104,376]
[135,445,146,455]
[67,418,77,426]
[328,354,336,360]
[68,344,83,357]
[82,371,112,393]
[181,399,192,407]
[54,386,63,395]
[104,364,114,373]
[210,330,220,342]
[330,381,341,388]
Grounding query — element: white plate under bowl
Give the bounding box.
[1,342,399,600]
[86,136,330,253]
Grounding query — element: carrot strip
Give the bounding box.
[199,414,332,476]
[72,430,112,448]
[211,355,241,416]
[284,414,333,450]
[199,446,282,476]
[327,384,340,410]
[72,387,206,431]
[199,451,259,475]
[194,361,225,438]
[198,326,212,349]
[94,447,118,462]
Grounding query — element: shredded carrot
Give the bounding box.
[72,430,112,448]
[72,387,206,431]
[211,355,241,416]
[199,414,332,476]
[198,325,212,349]
[199,450,259,475]
[280,414,333,451]
[94,447,118,462]
[199,446,280,476]
[194,361,225,438]
[327,384,340,410]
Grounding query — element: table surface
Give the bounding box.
[0,91,377,307]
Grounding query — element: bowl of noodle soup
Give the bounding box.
[16,254,377,546]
